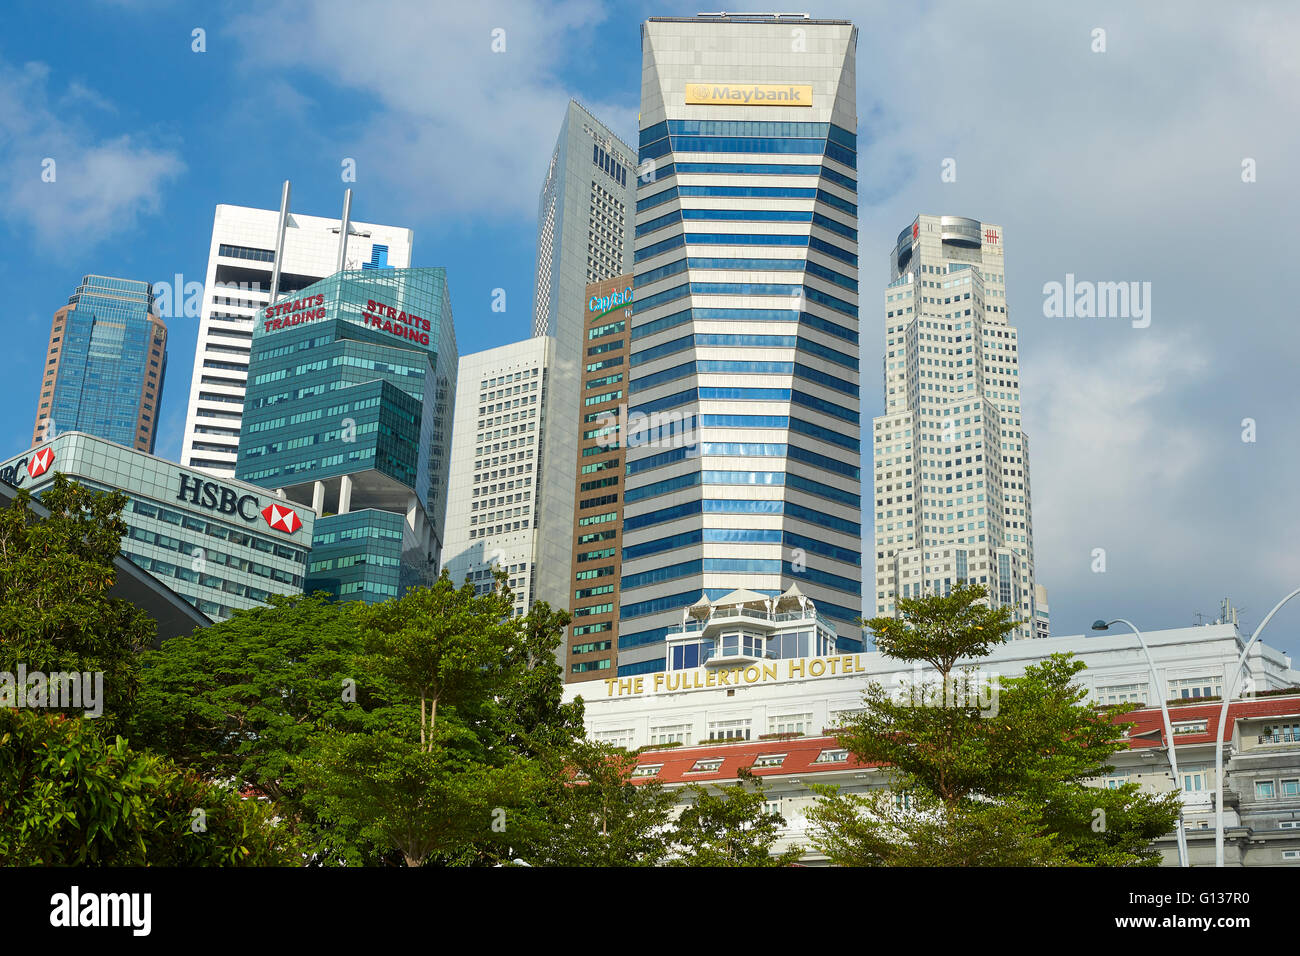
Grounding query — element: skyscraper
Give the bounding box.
[235,267,456,603]
[873,215,1042,638]
[619,15,862,676]
[180,188,412,476]
[529,101,638,613]
[566,274,634,682]
[441,336,554,618]
[34,275,167,453]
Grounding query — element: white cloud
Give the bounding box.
[0,59,184,251]
[226,0,632,222]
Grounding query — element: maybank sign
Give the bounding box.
[685,83,813,107]
[600,654,867,698]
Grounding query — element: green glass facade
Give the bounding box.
[235,268,457,603]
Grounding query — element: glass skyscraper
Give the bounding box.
[618,16,862,676]
[34,275,167,453]
[235,267,456,603]
[528,101,638,617]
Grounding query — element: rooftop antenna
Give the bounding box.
[335,188,353,272]
[1193,611,1205,626]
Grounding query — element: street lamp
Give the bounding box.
[1213,585,1300,867]
[1092,618,1189,867]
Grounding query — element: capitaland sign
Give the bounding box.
[588,286,632,315]
[601,653,867,698]
[176,473,303,534]
[685,83,813,107]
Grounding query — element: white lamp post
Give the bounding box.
[1213,586,1300,867]
[1092,618,1188,867]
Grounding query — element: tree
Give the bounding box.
[0,475,155,732]
[131,592,387,864]
[668,767,802,866]
[355,571,515,751]
[805,786,1065,867]
[297,573,558,867]
[523,741,674,867]
[0,709,298,866]
[298,716,535,868]
[810,584,1181,866]
[133,592,374,799]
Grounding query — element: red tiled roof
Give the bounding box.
[1118,696,1300,749]
[628,697,1300,782]
[633,736,880,784]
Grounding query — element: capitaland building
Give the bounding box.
[34,275,168,454]
[620,14,863,676]
[565,275,634,681]
[874,214,1045,638]
[180,187,413,476]
[235,267,456,604]
[0,432,314,622]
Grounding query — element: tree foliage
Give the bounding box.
[523,741,674,867]
[811,584,1181,866]
[0,475,154,732]
[668,767,802,867]
[0,709,298,866]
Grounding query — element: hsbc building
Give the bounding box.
[0,432,315,620]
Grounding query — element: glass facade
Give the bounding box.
[36,275,167,453]
[235,267,457,604]
[0,432,313,620]
[619,19,862,676]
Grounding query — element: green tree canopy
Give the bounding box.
[668,767,802,867]
[810,584,1181,866]
[0,708,298,866]
[0,475,154,732]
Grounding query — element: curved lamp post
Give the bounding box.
[1213,585,1300,867]
[1092,618,1188,867]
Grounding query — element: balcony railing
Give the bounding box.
[1258,733,1299,745]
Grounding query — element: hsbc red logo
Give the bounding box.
[261,503,302,534]
[28,447,54,478]
[912,222,919,240]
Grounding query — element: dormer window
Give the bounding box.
[688,758,723,773]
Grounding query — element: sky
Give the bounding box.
[2,0,1299,650]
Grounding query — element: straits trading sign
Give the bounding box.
[685,83,813,107]
[600,653,868,698]
[261,295,431,347]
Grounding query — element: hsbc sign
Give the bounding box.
[176,473,303,536]
[0,446,55,488]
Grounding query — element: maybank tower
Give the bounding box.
[619,15,862,676]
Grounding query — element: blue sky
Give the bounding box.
[4,1,1300,648]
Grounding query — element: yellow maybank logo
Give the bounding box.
[685,83,813,106]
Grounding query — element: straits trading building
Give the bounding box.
[236,267,456,603]
[619,15,863,676]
